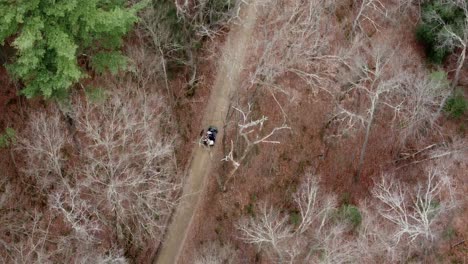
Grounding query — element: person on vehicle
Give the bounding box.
[202,131,214,146]
[202,127,217,147]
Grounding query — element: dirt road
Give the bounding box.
[155,3,257,264]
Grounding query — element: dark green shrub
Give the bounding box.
[442,225,456,240]
[245,203,255,217]
[85,86,108,103]
[416,1,466,64]
[0,128,16,148]
[444,91,467,118]
[337,205,362,228]
[289,211,300,226]
[244,194,258,217]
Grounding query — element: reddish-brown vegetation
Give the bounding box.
[0,0,466,263]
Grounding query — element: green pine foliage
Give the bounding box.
[416,1,466,64]
[0,0,145,98]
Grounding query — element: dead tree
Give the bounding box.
[49,187,101,242]
[237,204,294,262]
[428,137,468,163]
[194,241,239,264]
[356,203,403,262]
[329,43,403,180]
[312,224,360,264]
[353,165,459,262]
[13,86,180,259]
[237,168,460,263]
[7,212,52,264]
[327,41,449,177]
[244,0,341,97]
[221,103,290,190]
[237,174,357,263]
[74,88,180,247]
[15,110,69,192]
[395,71,451,142]
[352,0,388,35]
[371,166,457,247]
[293,176,337,235]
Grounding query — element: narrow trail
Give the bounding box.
[155,3,257,264]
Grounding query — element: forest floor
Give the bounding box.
[176,1,468,263]
[155,3,257,264]
[0,1,466,263]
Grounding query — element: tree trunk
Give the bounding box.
[451,45,466,90]
[222,144,252,191]
[356,95,378,182]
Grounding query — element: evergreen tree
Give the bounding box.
[0,0,144,98]
[416,0,466,64]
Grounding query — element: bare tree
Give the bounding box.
[49,186,101,243]
[236,167,460,263]
[237,174,357,263]
[242,0,342,97]
[356,203,402,262]
[328,43,455,171]
[394,71,451,142]
[2,205,129,264]
[349,164,459,263]
[12,85,180,260]
[221,103,290,190]
[328,42,404,180]
[237,203,293,262]
[311,224,360,264]
[194,241,238,264]
[73,88,180,247]
[15,110,69,192]
[5,211,55,264]
[136,1,190,93]
[57,242,128,264]
[371,166,457,248]
[393,0,419,15]
[293,176,337,234]
[93,249,128,264]
[352,0,388,35]
[126,44,164,91]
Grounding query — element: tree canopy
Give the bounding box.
[416,0,466,64]
[0,0,144,98]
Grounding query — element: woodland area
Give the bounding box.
[0,0,467,263]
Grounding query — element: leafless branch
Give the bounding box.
[222,104,290,190]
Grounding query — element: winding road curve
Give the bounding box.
[155,3,257,264]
